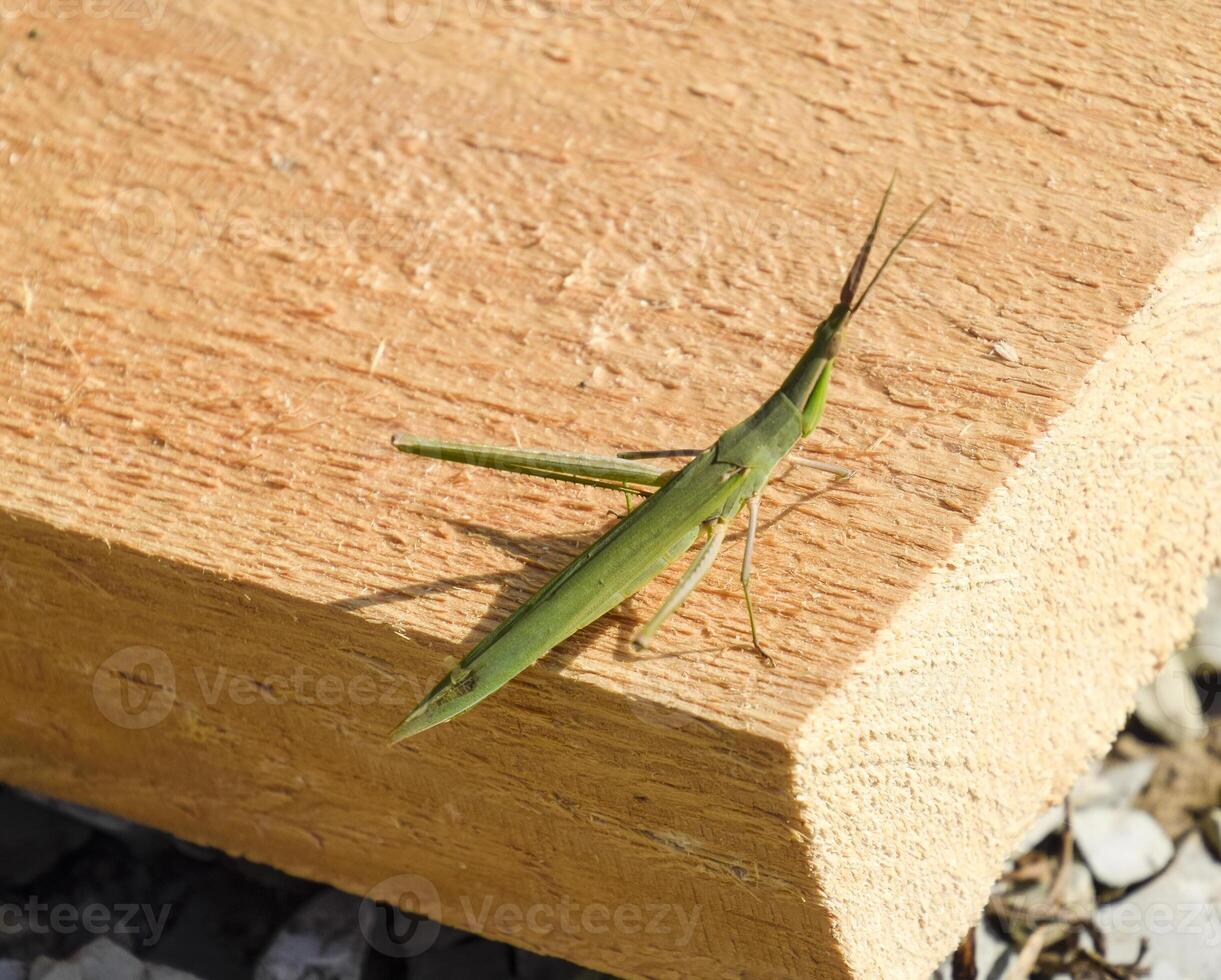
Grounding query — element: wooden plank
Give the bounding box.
[0,2,1218,976]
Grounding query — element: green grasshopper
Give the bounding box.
[390,184,927,740]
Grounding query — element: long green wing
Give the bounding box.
[391,450,747,740]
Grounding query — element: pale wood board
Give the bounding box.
[0,1,1219,977]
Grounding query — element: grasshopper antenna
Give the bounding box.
[838,172,896,307]
[850,198,935,315]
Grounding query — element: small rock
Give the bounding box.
[1074,807,1175,888]
[254,889,366,980]
[409,938,512,980]
[149,962,200,979]
[1017,803,1065,853]
[930,921,1014,980]
[1095,832,1221,974]
[1134,655,1207,744]
[1070,757,1158,810]
[30,938,201,980]
[1182,639,1221,674]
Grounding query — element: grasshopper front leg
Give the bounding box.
[630,518,730,653]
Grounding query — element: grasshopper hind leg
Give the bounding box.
[617,449,702,461]
[391,435,670,493]
[788,456,855,481]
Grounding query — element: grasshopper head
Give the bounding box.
[789,181,931,436]
[811,179,932,360]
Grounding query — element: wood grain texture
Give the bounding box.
[0,1,1218,976]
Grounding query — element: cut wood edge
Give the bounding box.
[0,505,847,979]
[796,204,1221,979]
